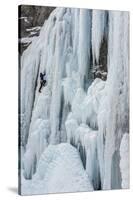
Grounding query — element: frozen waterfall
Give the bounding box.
[20,7,129,194]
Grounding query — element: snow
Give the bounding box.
[26,26,41,32]
[20,16,30,23]
[20,37,38,44]
[120,133,129,189]
[21,143,93,195]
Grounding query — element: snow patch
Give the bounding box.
[21,143,93,195]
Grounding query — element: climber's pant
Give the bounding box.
[39,80,46,93]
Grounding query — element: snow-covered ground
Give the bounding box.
[21,143,93,195]
[20,7,129,195]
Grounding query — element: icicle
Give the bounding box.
[78,9,91,88]
[49,21,64,144]
[65,121,100,189]
[81,78,105,130]
[21,39,42,147]
[71,88,86,124]
[49,8,73,144]
[92,10,106,64]
[96,11,129,189]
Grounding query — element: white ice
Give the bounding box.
[21,143,93,195]
[120,133,129,189]
[20,7,129,194]
[92,10,106,64]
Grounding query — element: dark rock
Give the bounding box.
[18,5,55,55]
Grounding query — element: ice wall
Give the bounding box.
[20,7,129,193]
[97,11,129,189]
[65,78,105,190]
[21,7,92,179]
[21,38,42,147]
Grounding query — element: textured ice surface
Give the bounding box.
[97,11,129,189]
[20,7,129,194]
[120,133,129,189]
[82,78,105,129]
[21,143,93,195]
[23,119,50,179]
[92,10,106,64]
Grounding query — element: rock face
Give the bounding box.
[18,5,55,54]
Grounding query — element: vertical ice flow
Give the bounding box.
[20,7,129,192]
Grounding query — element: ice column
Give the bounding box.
[78,9,91,88]
[97,11,129,189]
[92,10,106,64]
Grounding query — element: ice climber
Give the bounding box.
[39,71,47,93]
